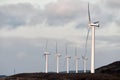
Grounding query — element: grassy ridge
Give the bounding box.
[1,73,120,80]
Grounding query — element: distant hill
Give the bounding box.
[60,70,90,73]
[96,61,120,74]
[0,75,6,78]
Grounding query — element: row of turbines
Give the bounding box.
[44,3,100,74]
[44,42,88,74]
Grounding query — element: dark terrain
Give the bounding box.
[0,61,120,80]
[96,61,120,73]
[96,61,120,77]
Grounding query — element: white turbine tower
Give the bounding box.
[82,56,88,73]
[44,40,50,73]
[65,44,71,73]
[75,47,80,73]
[88,3,100,73]
[56,42,61,73]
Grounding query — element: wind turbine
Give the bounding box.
[88,3,100,73]
[74,47,80,73]
[82,55,88,73]
[44,40,50,73]
[14,68,16,75]
[65,44,71,73]
[56,42,61,73]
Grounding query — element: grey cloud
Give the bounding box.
[98,0,120,26]
[0,0,88,28]
[0,0,119,29]
[0,12,26,28]
[104,0,120,9]
[97,35,120,43]
[115,17,120,26]
[43,0,87,26]
[0,3,39,28]
[28,0,88,26]
[96,35,120,49]
[0,3,34,16]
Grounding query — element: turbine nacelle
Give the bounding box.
[65,56,71,59]
[82,56,88,60]
[89,22,99,27]
[75,57,80,60]
[44,52,50,55]
[88,3,100,28]
[56,53,62,57]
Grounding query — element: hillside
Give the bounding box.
[0,75,6,78]
[0,61,120,80]
[1,73,120,80]
[96,61,120,74]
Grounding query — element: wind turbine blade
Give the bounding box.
[44,55,46,61]
[88,2,91,23]
[65,43,68,56]
[45,40,48,52]
[86,57,88,60]
[85,27,90,56]
[93,21,99,24]
[75,47,77,57]
[56,42,58,54]
[82,56,84,59]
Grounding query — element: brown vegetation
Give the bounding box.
[0,73,119,80]
[0,61,120,80]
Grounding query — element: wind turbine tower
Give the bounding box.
[88,3,100,73]
[75,47,80,73]
[44,40,50,73]
[82,56,88,73]
[65,44,71,73]
[56,42,61,73]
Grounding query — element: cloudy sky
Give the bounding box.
[0,0,120,75]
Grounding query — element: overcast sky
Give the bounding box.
[0,0,120,75]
